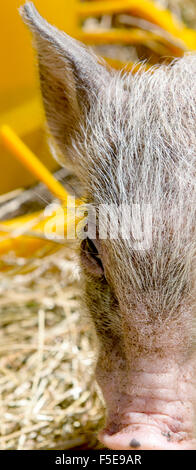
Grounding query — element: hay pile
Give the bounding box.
[0,0,196,451]
[0,245,105,450]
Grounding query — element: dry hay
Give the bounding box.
[0,246,105,450]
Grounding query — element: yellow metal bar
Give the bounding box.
[0,126,84,260]
[79,28,185,55]
[77,1,183,31]
[0,206,78,257]
[0,205,82,256]
[77,1,183,30]
[0,211,45,257]
[0,126,69,203]
[0,208,76,237]
[77,1,196,49]
[0,236,45,258]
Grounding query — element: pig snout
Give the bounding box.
[97,356,196,450]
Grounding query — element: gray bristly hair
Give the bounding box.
[75,55,196,340]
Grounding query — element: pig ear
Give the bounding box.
[19,2,110,173]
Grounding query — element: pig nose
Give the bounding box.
[99,425,196,450]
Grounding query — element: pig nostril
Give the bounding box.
[162,431,172,442]
[129,438,141,448]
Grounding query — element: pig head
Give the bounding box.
[21,3,196,449]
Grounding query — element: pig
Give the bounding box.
[20,2,196,450]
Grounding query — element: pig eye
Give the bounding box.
[80,237,104,276]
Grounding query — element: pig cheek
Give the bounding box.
[96,349,128,414]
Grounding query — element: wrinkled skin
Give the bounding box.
[21,3,196,449]
[83,253,196,450]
